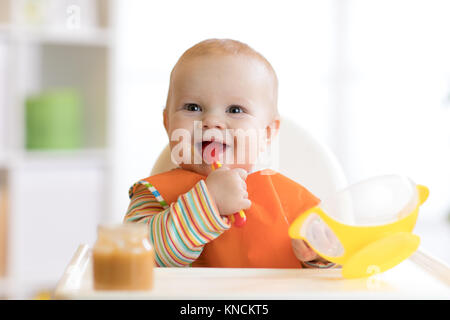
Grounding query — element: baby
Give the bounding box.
[125,39,334,268]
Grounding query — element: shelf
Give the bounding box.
[0,0,114,296]
[5,148,108,170]
[0,25,112,47]
[25,44,109,151]
[0,0,111,46]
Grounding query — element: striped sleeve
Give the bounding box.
[124,179,231,267]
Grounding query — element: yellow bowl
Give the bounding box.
[289,175,429,279]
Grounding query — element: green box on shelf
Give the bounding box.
[25,89,83,150]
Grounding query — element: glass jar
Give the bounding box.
[92,223,154,291]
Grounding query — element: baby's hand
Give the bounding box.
[291,238,325,262]
[205,167,251,216]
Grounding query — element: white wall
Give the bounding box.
[341,0,450,220]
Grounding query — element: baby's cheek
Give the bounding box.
[232,138,261,166]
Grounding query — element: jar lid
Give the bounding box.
[97,223,149,240]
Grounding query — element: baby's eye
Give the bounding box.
[183,103,202,112]
[227,105,244,114]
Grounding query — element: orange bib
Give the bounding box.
[145,168,319,268]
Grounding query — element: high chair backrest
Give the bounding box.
[150,117,348,200]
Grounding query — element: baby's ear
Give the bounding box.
[163,108,169,133]
[266,117,280,144]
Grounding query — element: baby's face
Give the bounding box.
[164,54,278,176]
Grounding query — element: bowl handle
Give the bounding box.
[417,185,429,206]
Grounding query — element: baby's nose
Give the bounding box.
[202,116,226,130]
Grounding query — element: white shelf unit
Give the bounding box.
[0,0,115,298]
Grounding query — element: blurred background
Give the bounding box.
[0,0,449,298]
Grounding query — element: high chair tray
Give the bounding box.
[54,244,450,299]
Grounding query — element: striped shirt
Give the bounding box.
[124,176,337,269]
[124,179,231,267]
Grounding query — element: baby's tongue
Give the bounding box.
[202,141,225,163]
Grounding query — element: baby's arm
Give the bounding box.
[124,180,230,267]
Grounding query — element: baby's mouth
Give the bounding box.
[199,140,229,163]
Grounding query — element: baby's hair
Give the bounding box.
[166,38,279,116]
[175,39,277,84]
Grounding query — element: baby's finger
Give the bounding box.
[233,168,248,181]
[239,198,252,210]
[216,166,230,172]
[291,239,318,262]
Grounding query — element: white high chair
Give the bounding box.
[55,117,450,299]
[151,117,348,200]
